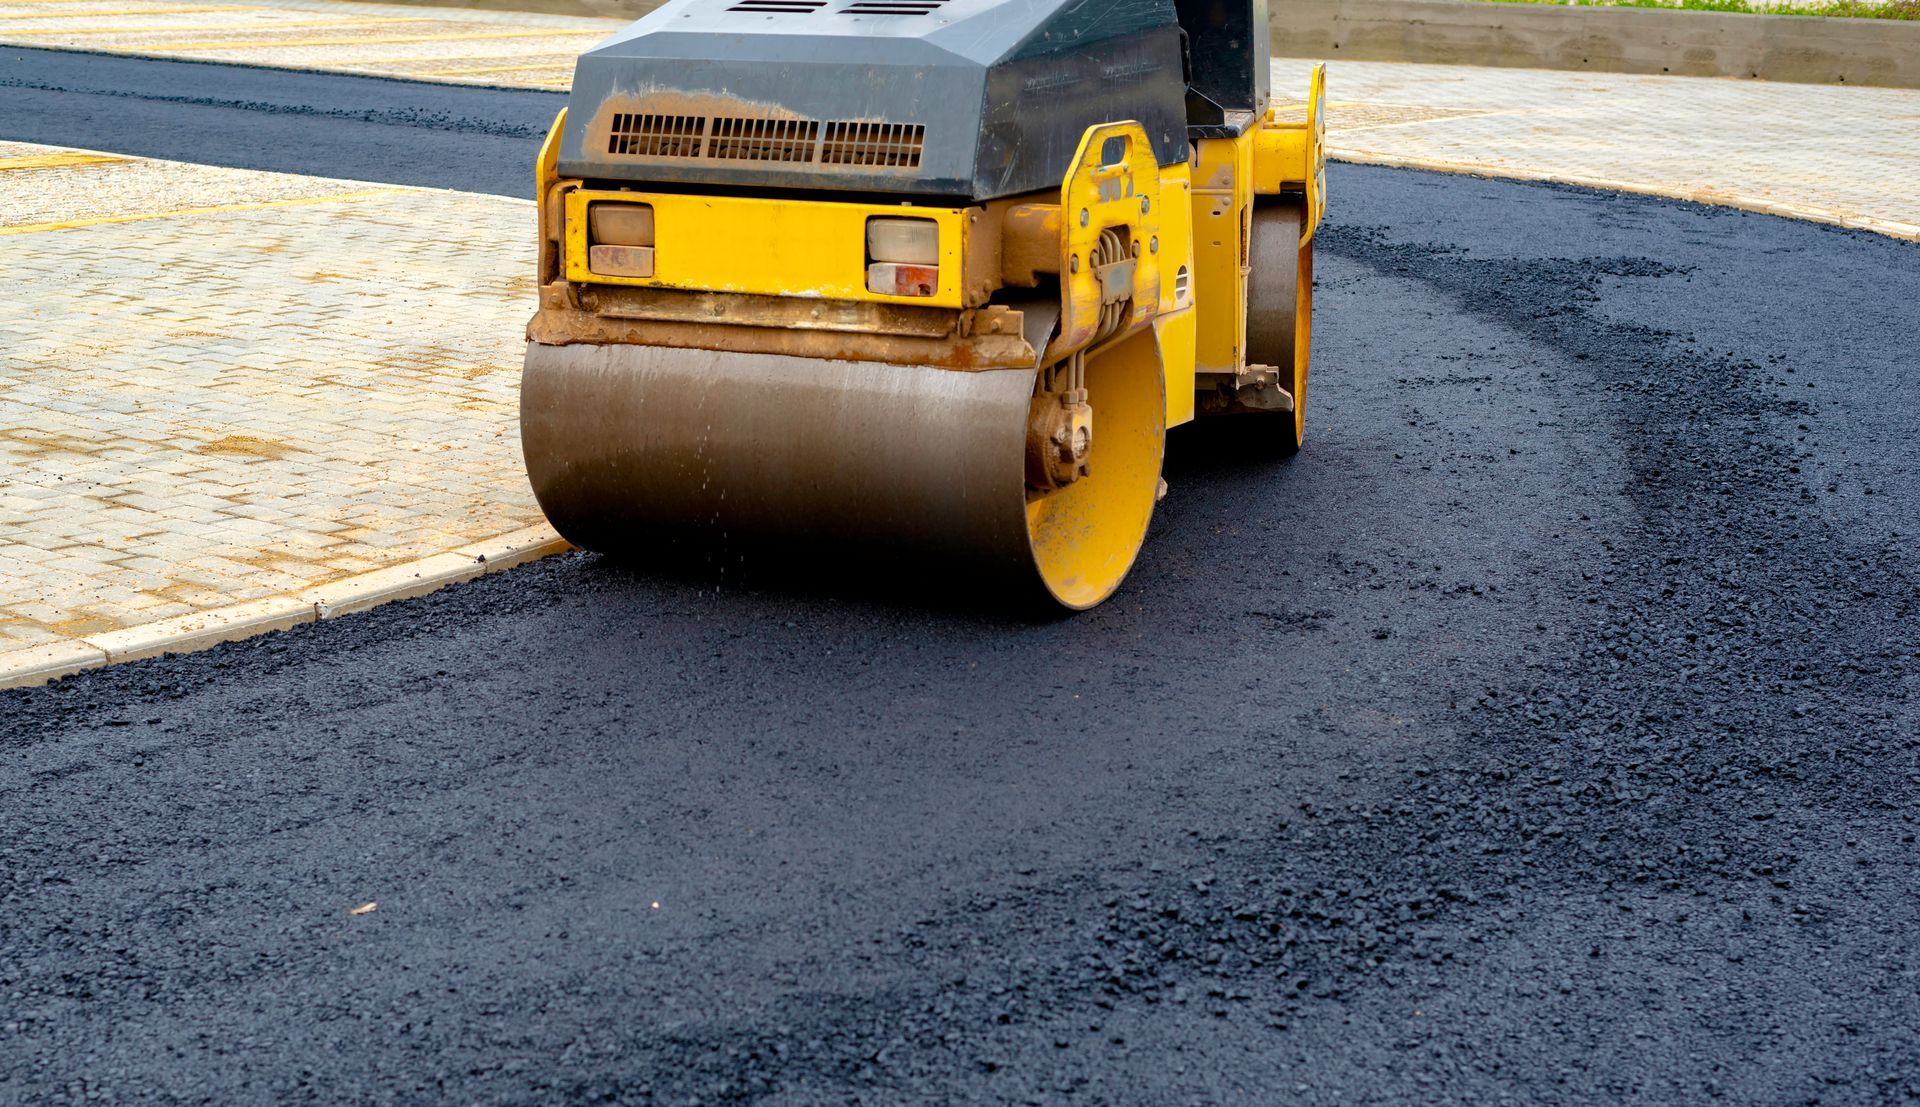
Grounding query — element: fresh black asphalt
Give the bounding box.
[0,46,562,197]
[3,48,1918,1106]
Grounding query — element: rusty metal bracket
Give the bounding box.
[1044,121,1164,364]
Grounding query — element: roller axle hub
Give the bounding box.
[1027,387,1094,492]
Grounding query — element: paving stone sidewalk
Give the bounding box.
[5,0,1914,238]
[0,142,547,680]
[0,0,605,88]
[1270,59,1920,241]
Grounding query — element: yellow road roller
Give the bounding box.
[522,0,1326,609]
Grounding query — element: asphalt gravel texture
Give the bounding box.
[0,46,562,197]
[4,51,1919,1106]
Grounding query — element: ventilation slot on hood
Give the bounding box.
[819,122,925,168]
[840,0,947,12]
[730,0,826,11]
[708,117,821,162]
[607,113,703,158]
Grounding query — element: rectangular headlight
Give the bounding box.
[867,216,938,297]
[588,202,655,278]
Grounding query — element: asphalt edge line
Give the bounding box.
[0,152,132,171]
[1330,148,1920,243]
[149,27,609,50]
[0,186,413,236]
[0,41,574,110]
[0,524,570,691]
[0,133,539,208]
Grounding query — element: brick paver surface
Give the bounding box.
[0,0,604,87]
[1271,59,1920,240]
[6,0,1913,238]
[0,142,539,650]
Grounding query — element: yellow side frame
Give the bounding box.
[1187,65,1328,379]
[1154,161,1197,428]
[562,189,969,309]
[1189,131,1254,377]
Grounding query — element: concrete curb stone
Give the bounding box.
[295,553,489,620]
[0,641,111,688]
[83,596,318,664]
[0,526,570,690]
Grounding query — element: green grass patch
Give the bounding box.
[1477,0,1919,19]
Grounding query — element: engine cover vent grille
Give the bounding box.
[840,0,947,12]
[708,117,821,162]
[607,113,703,158]
[819,122,925,168]
[602,110,925,171]
[729,0,826,12]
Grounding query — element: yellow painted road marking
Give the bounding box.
[0,188,408,236]
[0,5,255,19]
[361,51,585,64]
[151,28,607,50]
[0,15,440,34]
[411,61,572,76]
[0,152,131,171]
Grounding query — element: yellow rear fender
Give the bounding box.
[1025,324,1166,610]
[537,108,569,284]
[1250,63,1328,242]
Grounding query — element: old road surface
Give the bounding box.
[5,47,1919,1106]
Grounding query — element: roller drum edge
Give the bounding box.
[520,341,1039,581]
[1247,198,1305,378]
[1246,197,1313,452]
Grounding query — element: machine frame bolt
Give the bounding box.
[1080,208,1090,228]
[1140,196,1151,214]
[1150,236,1159,254]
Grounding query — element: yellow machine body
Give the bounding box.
[560,190,973,309]
[523,67,1327,608]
